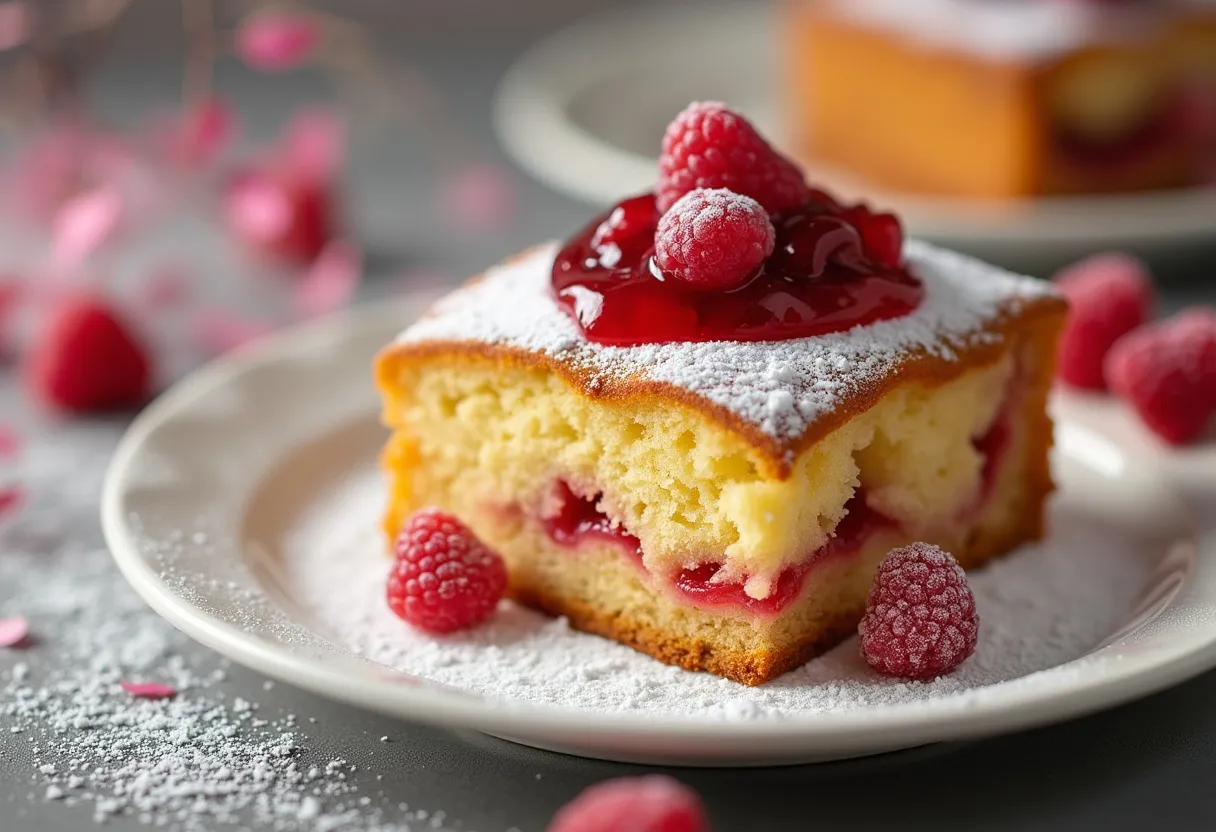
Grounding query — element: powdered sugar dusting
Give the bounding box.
[828,0,1179,62]
[396,240,1056,447]
[285,467,1154,720]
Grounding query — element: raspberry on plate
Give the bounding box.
[1053,252,1154,390]
[387,509,508,633]
[1105,307,1216,445]
[657,101,811,214]
[654,188,775,291]
[547,776,708,832]
[859,542,979,680]
[24,296,151,413]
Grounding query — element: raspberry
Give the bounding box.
[589,193,659,260]
[838,204,904,268]
[24,296,151,413]
[657,101,811,214]
[386,509,507,633]
[547,776,708,832]
[1104,307,1216,445]
[859,543,978,680]
[654,188,775,290]
[1053,253,1154,390]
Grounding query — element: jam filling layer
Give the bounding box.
[551,193,925,347]
[542,482,889,616]
[537,403,1012,616]
[1052,87,1214,178]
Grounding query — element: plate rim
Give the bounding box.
[101,300,1216,759]
[492,1,1216,249]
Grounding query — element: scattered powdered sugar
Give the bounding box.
[0,411,463,830]
[828,0,1178,62]
[396,240,1056,450]
[286,467,1154,721]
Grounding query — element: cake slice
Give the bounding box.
[375,104,1066,685]
[376,241,1064,685]
[785,0,1216,197]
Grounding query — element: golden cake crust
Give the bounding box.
[377,244,1066,478]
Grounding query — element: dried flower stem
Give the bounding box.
[183,0,215,102]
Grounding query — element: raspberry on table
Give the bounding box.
[386,509,508,633]
[23,296,151,413]
[1104,307,1216,445]
[654,188,775,291]
[547,776,708,832]
[859,542,979,680]
[657,101,811,214]
[1053,252,1154,390]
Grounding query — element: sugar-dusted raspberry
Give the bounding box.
[859,543,979,680]
[547,776,708,832]
[386,509,508,633]
[1104,307,1216,445]
[1054,252,1154,390]
[654,188,775,290]
[24,296,151,413]
[657,101,811,214]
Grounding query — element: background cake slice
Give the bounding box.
[785,0,1216,197]
[376,240,1066,685]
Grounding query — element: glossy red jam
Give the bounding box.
[551,193,924,347]
[542,482,641,555]
[974,414,1011,506]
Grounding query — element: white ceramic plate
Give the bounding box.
[493,3,1216,266]
[102,296,1216,766]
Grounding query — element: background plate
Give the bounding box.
[493,2,1216,268]
[102,297,1216,766]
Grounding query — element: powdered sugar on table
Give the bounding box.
[395,241,1056,447]
[0,411,464,831]
[284,467,1152,720]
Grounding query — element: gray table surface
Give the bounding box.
[4,4,1216,830]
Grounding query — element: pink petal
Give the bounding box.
[0,487,24,519]
[192,310,276,355]
[281,107,344,184]
[138,266,190,311]
[0,424,19,459]
[293,240,361,319]
[119,681,177,700]
[4,125,88,225]
[156,98,236,167]
[235,12,321,72]
[0,278,21,339]
[224,171,292,241]
[0,3,30,52]
[439,164,518,232]
[51,187,123,266]
[0,615,29,648]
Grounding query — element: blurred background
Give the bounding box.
[0,0,1212,411]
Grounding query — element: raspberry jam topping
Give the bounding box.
[551,193,924,346]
